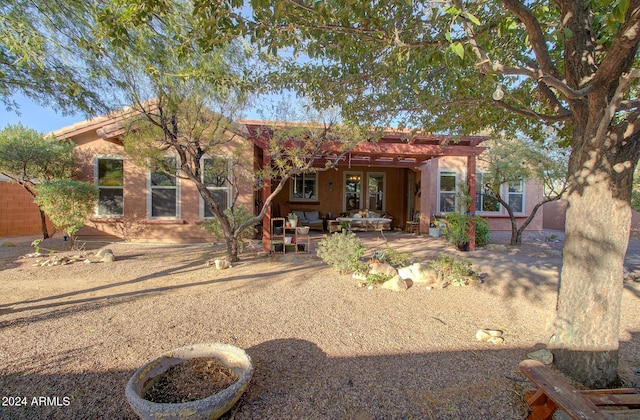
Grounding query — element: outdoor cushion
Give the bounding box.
[304,211,321,222]
[292,210,305,221]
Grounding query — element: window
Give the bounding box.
[149,157,179,218]
[96,157,123,217]
[438,171,457,213]
[508,179,525,213]
[344,172,363,212]
[367,173,385,211]
[202,156,232,218]
[290,172,317,201]
[475,172,500,213]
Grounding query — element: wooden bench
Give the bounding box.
[519,359,640,420]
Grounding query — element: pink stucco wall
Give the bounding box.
[543,199,640,238]
[421,156,544,233]
[70,128,255,243]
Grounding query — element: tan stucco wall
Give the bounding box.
[72,130,254,243]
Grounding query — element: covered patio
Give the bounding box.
[241,122,487,253]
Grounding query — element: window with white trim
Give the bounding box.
[508,179,525,213]
[96,157,124,217]
[438,171,457,213]
[149,157,179,218]
[475,172,500,213]
[344,172,363,212]
[202,155,232,219]
[367,173,385,211]
[290,172,317,201]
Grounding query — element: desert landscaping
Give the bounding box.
[1,230,639,419]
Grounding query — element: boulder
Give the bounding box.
[369,262,397,277]
[381,275,408,292]
[101,251,116,263]
[399,263,443,286]
[214,259,230,270]
[96,248,114,258]
[527,349,553,365]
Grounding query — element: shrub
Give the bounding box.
[383,248,413,267]
[474,217,491,247]
[34,180,97,247]
[317,231,366,274]
[428,254,477,286]
[365,273,392,284]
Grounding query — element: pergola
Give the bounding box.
[241,121,488,252]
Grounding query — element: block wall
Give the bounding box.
[0,181,53,236]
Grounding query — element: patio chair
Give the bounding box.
[405,211,420,234]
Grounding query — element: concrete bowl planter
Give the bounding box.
[125,343,253,420]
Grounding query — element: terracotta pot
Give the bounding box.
[456,242,470,252]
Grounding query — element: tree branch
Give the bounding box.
[493,99,572,123]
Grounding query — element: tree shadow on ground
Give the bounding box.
[2,333,638,420]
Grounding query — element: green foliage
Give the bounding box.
[33,180,97,239]
[444,212,471,245]
[429,254,477,287]
[199,206,258,242]
[316,231,366,274]
[364,273,392,285]
[474,217,491,248]
[0,123,77,182]
[31,239,42,254]
[370,250,386,261]
[0,2,107,114]
[382,248,413,267]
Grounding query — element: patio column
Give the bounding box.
[467,154,477,251]
[262,153,272,253]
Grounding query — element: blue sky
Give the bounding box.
[0,94,82,134]
[0,92,300,135]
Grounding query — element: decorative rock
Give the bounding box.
[352,272,367,281]
[485,244,508,251]
[101,252,116,263]
[369,262,398,277]
[476,329,504,343]
[381,275,408,292]
[475,330,491,342]
[399,263,442,286]
[214,259,230,270]
[527,349,553,365]
[487,336,504,345]
[96,248,113,257]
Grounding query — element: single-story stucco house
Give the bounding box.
[1,110,554,248]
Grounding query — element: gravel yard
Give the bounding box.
[1,230,639,419]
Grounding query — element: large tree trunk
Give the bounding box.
[551,128,637,388]
[226,236,239,263]
[39,208,50,239]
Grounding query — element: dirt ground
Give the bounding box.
[0,229,639,419]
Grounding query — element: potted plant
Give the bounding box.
[369,250,386,264]
[287,212,298,228]
[444,211,472,251]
